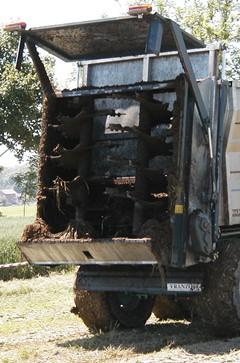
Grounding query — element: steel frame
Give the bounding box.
[61,81,176,98]
[26,40,55,99]
[75,265,203,295]
[18,14,204,62]
[21,14,220,271]
[171,78,195,267]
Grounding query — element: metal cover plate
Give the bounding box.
[18,238,158,265]
[25,15,204,61]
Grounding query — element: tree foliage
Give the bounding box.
[129,0,240,78]
[172,0,236,43]
[165,0,239,78]
[0,30,55,158]
[175,0,239,79]
[12,166,37,216]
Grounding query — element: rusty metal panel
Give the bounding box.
[26,15,204,61]
[19,238,158,265]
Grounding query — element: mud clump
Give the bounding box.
[153,296,189,320]
[21,218,51,242]
[73,272,116,332]
[139,218,171,265]
[59,220,96,239]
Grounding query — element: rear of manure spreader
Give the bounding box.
[7,11,240,334]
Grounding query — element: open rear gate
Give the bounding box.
[19,237,203,295]
[18,238,159,265]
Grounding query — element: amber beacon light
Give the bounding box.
[4,22,27,31]
[128,4,152,16]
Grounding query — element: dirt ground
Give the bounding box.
[1,272,240,363]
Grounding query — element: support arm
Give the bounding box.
[26,40,55,99]
[168,19,210,133]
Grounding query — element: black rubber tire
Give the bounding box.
[193,239,240,336]
[107,292,155,328]
[153,296,191,321]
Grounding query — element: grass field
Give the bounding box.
[0,204,36,218]
[0,204,72,280]
[1,209,240,362]
[0,204,36,264]
[1,272,240,363]
[0,205,36,264]
[0,215,34,263]
[0,204,42,280]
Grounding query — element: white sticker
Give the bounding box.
[167,283,202,292]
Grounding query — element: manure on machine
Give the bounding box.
[6,5,240,335]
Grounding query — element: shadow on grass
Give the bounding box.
[58,320,237,356]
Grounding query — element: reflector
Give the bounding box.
[128,4,152,16]
[4,22,26,31]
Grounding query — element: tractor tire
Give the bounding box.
[73,288,117,333]
[193,239,240,336]
[72,270,154,332]
[107,292,155,328]
[153,296,190,320]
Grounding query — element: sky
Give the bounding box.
[0,0,132,167]
[0,0,129,27]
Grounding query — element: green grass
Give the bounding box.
[0,204,73,280]
[0,203,36,266]
[0,272,77,337]
[0,272,228,363]
[0,204,36,218]
[0,215,34,264]
[0,205,36,268]
[0,211,43,280]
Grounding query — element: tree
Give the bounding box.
[175,1,239,78]
[129,0,240,79]
[0,30,55,159]
[175,0,240,79]
[12,167,37,217]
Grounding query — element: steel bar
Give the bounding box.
[26,40,55,98]
[16,34,26,71]
[61,81,176,98]
[76,267,202,295]
[171,78,195,267]
[168,20,210,132]
[132,103,151,234]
